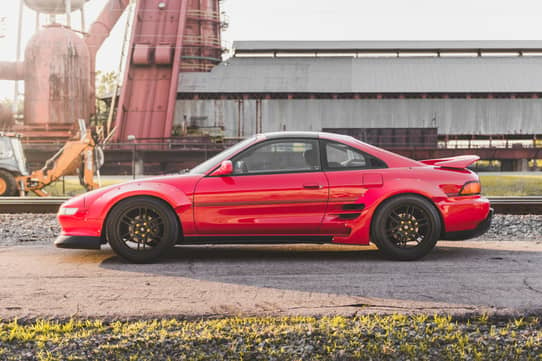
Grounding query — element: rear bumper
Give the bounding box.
[55,235,102,250]
[442,208,494,241]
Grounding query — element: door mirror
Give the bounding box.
[211,160,233,176]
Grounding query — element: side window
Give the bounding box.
[232,139,320,175]
[323,141,387,170]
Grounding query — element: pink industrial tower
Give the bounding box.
[0,0,222,141]
[114,0,223,141]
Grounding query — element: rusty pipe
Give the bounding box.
[0,61,25,81]
[85,0,130,57]
[85,0,130,117]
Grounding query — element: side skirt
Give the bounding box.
[180,235,334,245]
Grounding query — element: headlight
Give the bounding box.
[58,207,79,216]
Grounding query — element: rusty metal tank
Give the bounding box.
[182,0,223,71]
[23,0,87,14]
[24,24,91,125]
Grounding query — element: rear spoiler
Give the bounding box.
[419,155,480,169]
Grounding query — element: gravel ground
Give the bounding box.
[481,214,542,241]
[0,214,59,246]
[0,214,540,247]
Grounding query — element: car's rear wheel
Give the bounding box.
[105,196,179,263]
[371,195,441,261]
[0,170,18,197]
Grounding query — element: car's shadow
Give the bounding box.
[130,244,383,263]
[95,243,542,308]
[98,242,530,265]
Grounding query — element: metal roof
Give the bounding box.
[233,40,542,52]
[178,56,542,94]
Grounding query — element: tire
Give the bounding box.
[105,196,180,263]
[371,195,441,261]
[0,170,18,197]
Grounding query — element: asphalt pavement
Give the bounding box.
[0,241,541,319]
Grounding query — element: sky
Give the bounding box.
[1,0,542,99]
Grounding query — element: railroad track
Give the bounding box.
[0,197,69,213]
[0,196,541,214]
[487,196,542,215]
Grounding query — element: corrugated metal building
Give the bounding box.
[176,41,542,137]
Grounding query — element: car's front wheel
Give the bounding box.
[105,196,179,263]
[371,195,441,261]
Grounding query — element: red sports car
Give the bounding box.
[56,132,492,263]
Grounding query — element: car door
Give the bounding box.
[319,140,387,235]
[194,138,329,235]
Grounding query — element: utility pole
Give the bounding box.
[0,17,6,38]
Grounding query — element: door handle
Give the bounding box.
[303,184,323,189]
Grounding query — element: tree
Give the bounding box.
[93,70,119,127]
[0,97,23,131]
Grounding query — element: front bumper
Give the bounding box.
[55,235,102,250]
[442,208,494,241]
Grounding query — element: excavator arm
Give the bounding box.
[17,121,100,196]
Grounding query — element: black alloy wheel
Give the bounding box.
[106,196,179,263]
[371,195,441,261]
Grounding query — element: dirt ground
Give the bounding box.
[0,241,541,320]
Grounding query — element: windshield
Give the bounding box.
[189,136,258,175]
[10,138,28,175]
[0,137,14,160]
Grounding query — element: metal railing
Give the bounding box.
[20,135,542,152]
[438,135,541,150]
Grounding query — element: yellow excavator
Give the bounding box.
[0,120,102,197]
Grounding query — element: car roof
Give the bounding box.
[263,131,320,139]
[262,131,349,140]
[260,131,421,168]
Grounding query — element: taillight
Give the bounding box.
[459,181,481,196]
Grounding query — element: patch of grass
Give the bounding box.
[31,179,124,197]
[480,175,542,196]
[0,315,540,360]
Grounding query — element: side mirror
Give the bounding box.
[211,160,233,176]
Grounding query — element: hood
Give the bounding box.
[69,173,203,210]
